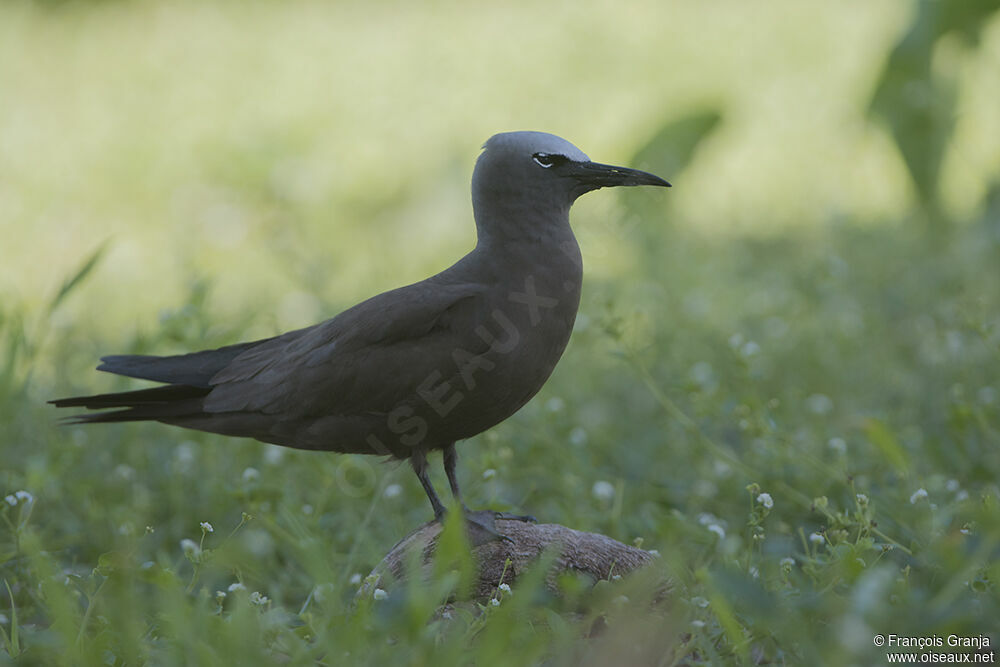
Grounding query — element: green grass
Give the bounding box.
[4,219,999,665]
[3,1,1000,665]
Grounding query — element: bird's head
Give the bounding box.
[472,131,669,224]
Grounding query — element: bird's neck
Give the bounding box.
[472,197,573,246]
[468,215,583,296]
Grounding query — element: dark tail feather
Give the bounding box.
[50,384,209,409]
[50,384,211,424]
[96,338,270,388]
[58,405,195,425]
[53,336,278,425]
[59,410,137,425]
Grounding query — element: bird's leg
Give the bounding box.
[437,442,509,544]
[410,449,446,522]
[442,442,468,511]
[443,443,537,533]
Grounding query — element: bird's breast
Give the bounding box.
[331,237,586,454]
[441,245,582,431]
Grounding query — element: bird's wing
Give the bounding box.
[95,338,281,388]
[203,280,491,417]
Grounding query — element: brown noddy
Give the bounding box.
[51,131,670,527]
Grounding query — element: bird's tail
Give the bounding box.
[50,339,273,424]
[49,384,211,424]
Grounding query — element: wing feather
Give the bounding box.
[203,280,490,417]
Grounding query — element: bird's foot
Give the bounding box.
[493,511,537,523]
[460,509,510,545]
[436,509,537,546]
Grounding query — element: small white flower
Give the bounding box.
[978,386,997,405]
[691,620,706,628]
[946,479,960,492]
[175,442,196,466]
[698,513,719,526]
[263,445,285,464]
[301,504,314,515]
[14,490,32,503]
[114,465,135,480]
[780,557,795,570]
[955,490,969,502]
[313,583,334,602]
[249,591,269,606]
[805,394,833,415]
[592,480,615,501]
[482,468,497,480]
[809,532,825,545]
[242,467,260,482]
[828,437,847,454]
[611,574,622,581]
[498,583,511,593]
[546,397,565,412]
[946,332,964,354]
[756,492,773,509]
[4,495,16,507]
[749,566,759,579]
[228,582,246,593]
[741,341,760,357]
[909,488,928,504]
[180,539,201,558]
[349,573,362,586]
[200,521,214,533]
[569,426,588,446]
[383,484,402,499]
[648,549,660,557]
[489,597,500,607]
[690,361,714,385]
[707,524,726,539]
[691,596,710,608]
[216,590,227,600]
[855,493,868,506]
[373,588,388,601]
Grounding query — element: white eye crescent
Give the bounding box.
[532,153,558,168]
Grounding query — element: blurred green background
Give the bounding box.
[2,0,1000,664]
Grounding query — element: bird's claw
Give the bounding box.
[463,510,512,545]
[493,511,537,524]
[435,508,534,545]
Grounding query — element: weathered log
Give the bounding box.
[361,517,663,601]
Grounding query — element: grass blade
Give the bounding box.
[48,241,109,314]
[2,579,19,657]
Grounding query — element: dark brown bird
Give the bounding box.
[51,131,669,526]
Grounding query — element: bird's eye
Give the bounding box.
[532,152,564,168]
